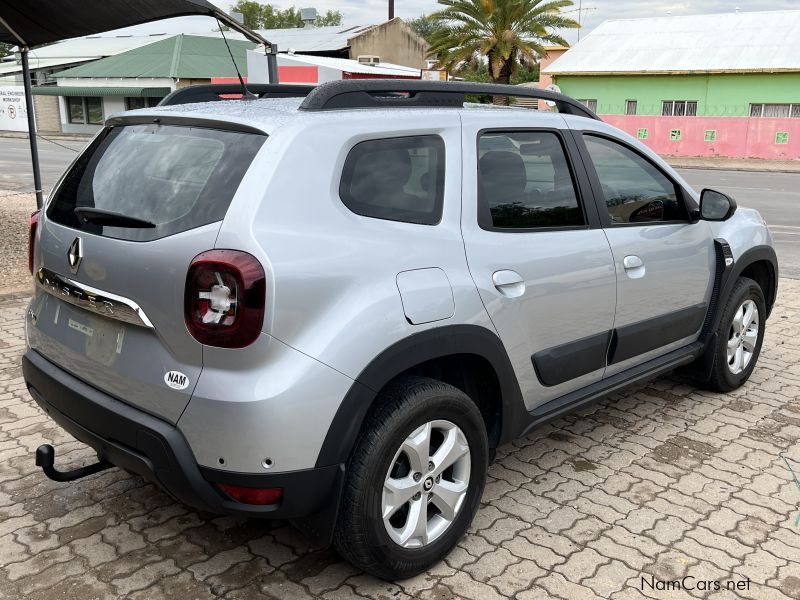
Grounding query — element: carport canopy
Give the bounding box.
[0,0,271,47]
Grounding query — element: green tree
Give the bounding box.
[316,10,343,26]
[407,14,445,42]
[428,0,578,87]
[232,2,343,29]
[230,0,264,29]
[0,42,12,58]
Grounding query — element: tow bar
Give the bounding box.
[35,444,113,482]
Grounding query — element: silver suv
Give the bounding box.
[23,81,778,579]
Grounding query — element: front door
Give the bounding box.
[460,113,617,411]
[577,131,716,375]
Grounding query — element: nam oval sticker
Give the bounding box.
[164,370,190,390]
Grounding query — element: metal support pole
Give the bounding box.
[21,48,43,209]
[266,44,279,84]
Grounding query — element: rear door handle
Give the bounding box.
[492,270,525,298]
[623,255,646,279]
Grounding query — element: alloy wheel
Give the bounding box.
[381,420,471,548]
[727,299,759,375]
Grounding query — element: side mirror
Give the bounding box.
[700,189,737,221]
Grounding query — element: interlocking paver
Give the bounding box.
[0,278,798,598]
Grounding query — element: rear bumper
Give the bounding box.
[22,349,343,519]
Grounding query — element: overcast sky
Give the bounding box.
[108,1,800,43]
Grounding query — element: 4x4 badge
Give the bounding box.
[67,237,82,273]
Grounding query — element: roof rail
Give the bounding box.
[299,80,600,120]
[159,84,314,107]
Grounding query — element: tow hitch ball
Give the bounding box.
[35,444,113,482]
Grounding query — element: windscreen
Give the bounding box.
[47,123,266,242]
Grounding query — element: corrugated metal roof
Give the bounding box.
[54,35,255,79]
[254,24,375,52]
[545,9,800,75]
[279,53,420,76]
[0,34,177,75]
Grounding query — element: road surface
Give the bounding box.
[1,135,798,277]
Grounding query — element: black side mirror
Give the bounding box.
[700,189,737,221]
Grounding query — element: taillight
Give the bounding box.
[216,483,283,505]
[185,250,266,348]
[28,210,41,275]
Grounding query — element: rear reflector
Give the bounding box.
[216,483,283,505]
[28,210,41,275]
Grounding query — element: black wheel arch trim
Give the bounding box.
[314,324,528,468]
[718,244,778,325]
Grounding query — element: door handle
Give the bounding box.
[492,270,525,298]
[623,255,644,270]
[623,255,646,279]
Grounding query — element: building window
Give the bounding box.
[67,97,104,125]
[637,128,648,140]
[704,130,717,142]
[578,99,598,112]
[662,100,697,117]
[625,100,638,116]
[776,132,790,145]
[750,103,800,118]
[124,97,162,110]
[669,129,682,141]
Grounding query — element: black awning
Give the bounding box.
[0,0,270,48]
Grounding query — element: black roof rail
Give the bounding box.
[298,79,601,120]
[159,84,315,107]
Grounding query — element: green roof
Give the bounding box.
[32,86,171,97]
[54,35,256,79]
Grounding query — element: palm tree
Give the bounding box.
[428,0,579,88]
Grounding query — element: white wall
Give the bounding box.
[0,86,29,132]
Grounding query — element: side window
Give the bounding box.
[478,131,585,230]
[583,135,688,225]
[339,135,445,225]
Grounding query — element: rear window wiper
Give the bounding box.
[73,207,156,229]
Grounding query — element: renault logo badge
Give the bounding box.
[67,238,82,273]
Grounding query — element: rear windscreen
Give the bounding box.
[47,123,266,242]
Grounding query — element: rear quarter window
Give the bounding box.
[339,135,445,225]
[47,123,266,242]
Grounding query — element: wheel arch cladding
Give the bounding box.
[728,246,778,320]
[314,324,528,468]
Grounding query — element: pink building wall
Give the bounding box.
[602,115,800,160]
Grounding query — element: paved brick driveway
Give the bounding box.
[1,282,799,600]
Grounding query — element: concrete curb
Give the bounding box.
[667,158,800,174]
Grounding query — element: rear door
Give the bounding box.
[460,111,617,411]
[28,119,266,423]
[571,124,715,375]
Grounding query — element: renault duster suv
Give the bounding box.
[23,80,778,580]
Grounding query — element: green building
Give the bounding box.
[544,9,800,118]
[542,10,800,159]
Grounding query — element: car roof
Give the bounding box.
[119,96,571,135]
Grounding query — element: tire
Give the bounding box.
[704,276,766,392]
[333,376,488,580]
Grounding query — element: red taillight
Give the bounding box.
[216,483,283,505]
[28,210,41,275]
[185,250,266,348]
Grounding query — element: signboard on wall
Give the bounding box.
[421,69,447,81]
[0,87,29,132]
